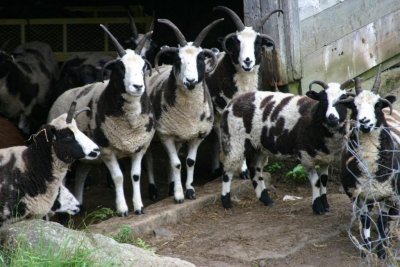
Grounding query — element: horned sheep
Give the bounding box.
[219,79,354,214]
[48,25,154,216]
[145,18,223,203]
[0,102,99,226]
[341,67,399,258]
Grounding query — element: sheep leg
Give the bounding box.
[103,154,128,216]
[239,160,250,180]
[144,151,158,201]
[211,127,223,178]
[131,151,145,215]
[185,139,202,200]
[376,204,390,259]
[308,168,325,215]
[319,165,330,212]
[359,204,372,252]
[250,154,273,206]
[163,138,184,203]
[74,162,92,207]
[221,171,234,209]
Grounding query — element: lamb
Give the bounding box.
[48,24,154,216]
[206,6,281,178]
[48,184,81,217]
[145,18,223,203]
[341,67,399,258]
[0,101,99,226]
[219,79,354,214]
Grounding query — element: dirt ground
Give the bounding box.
[55,134,393,267]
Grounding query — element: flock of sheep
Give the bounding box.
[0,5,399,259]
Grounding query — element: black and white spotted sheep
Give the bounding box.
[220,79,354,214]
[0,41,59,135]
[0,102,99,227]
[341,67,399,259]
[48,25,154,217]
[48,184,81,217]
[205,6,281,178]
[145,18,223,203]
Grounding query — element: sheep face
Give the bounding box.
[306,83,349,128]
[120,49,149,96]
[49,114,100,163]
[50,184,80,215]
[174,44,206,90]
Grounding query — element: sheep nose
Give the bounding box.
[88,148,100,158]
[185,78,197,90]
[327,114,339,126]
[244,58,252,66]
[133,84,143,91]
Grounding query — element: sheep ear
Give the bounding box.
[306,90,319,100]
[385,95,396,104]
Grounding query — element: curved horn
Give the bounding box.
[101,59,118,82]
[256,9,284,32]
[259,33,276,48]
[203,49,218,73]
[340,78,354,90]
[193,18,224,47]
[157,19,187,46]
[149,11,156,31]
[144,58,152,76]
[354,77,363,95]
[74,107,90,118]
[135,30,153,54]
[154,47,179,68]
[127,8,139,39]
[334,96,354,106]
[371,64,382,94]
[309,80,329,91]
[221,32,237,54]
[213,6,244,31]
[100,24,126,57]
[380,98,393,114]
[66,101,77,123]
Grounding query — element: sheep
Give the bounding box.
[0,41,59,135]
[0,101,99,226]
[219,79,354,214]
[145,18,223,203]
[206,6,281,179]
[47,184,81,217]
[48,24,154,216]
[341,67,399,259]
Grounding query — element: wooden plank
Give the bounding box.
[299,0,343,21]
[301,9,400,93]
[301,0,400,57]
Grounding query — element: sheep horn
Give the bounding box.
[127,8,138,39]
[135,31,153,54]
[203,48,218,73]
[354,77,363,95]
[221,32,237,54]
[371,64,382,94]
[334,96,354,106]
[157,19,187,47]
[100,24,126,58]
[259,33,275,49]
[193,18,224,47]
[74,107,91,118]
[101,59,118,82]
[309,80,329,91]
[149,11,156,31]
[213,6,245,31]
[380,98,393,114]
[339,78,354,90]
[256,9,284,32]
[66,101,77,123]
[154,47,178,68]
[144,58,152,76]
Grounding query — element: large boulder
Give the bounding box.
[0,219,195,267]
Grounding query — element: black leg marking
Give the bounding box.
[240,169,250,180]
[320,174,328,187]
[252,180,257,189]
[148,184,158,201]
[320,194,330,212]
[222,174,229,183]
[168,182,174,196]
[186,158,195,167]
[132,174,139,182]
[312,197,325,215]
[175,164,181,169]
[259,189,274,206]
[221,193,232,209]
[186,188,196,200]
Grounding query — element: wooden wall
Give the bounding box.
[244,0,400,94]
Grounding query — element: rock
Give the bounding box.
[153,227,176,239]
[0,219,195,267]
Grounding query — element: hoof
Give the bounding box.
[118,211,129,217]
[239,169,250,180]
[320,194,330,212]
[134,207,144,215]
[221,193,232,209]
[312,197,325,215]
[149,184,159,201]
[168,182,174,196]
[185,189,196,200]
[175,198,184,204]
[259,189,274,206]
